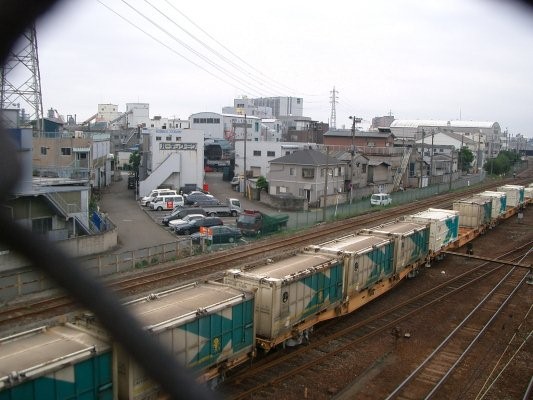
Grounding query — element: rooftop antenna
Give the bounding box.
[0,23,44,134]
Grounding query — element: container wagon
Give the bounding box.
[305,233,397,315]
[496,184,525,208]
[404,208,459,255]
[113,282,255,398]
[0,325,112,400]
[452,196,493,229]
[478,191,507,220]
[224,252,343,351]
[359,220,430,275]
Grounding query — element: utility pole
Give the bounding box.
[419,129,425,188]
[449,147,454,191]
[349,116,356,204]
[323,146,329,222]
[243,114,247,197]
[459,133,464,174]
[429,130,434,184]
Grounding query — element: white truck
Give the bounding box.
[202,198,242,217]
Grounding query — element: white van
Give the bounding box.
[141,189,176,206]
[150,194,184,211]
[370,193,392,206]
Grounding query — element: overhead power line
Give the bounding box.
[97,0,255,96]
[162,0,298,96]
[118,0,270,97]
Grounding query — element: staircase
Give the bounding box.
[392,146,412,191]
[121,128,138,146]
[44,192,95,235]
[138,153,180,197]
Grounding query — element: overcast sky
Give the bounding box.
[29,0,533,137]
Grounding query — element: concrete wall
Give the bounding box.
[56,226,118,257]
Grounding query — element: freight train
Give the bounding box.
[0,184,530,399]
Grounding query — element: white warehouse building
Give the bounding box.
[139,128,204,197]
[189,112,262,141]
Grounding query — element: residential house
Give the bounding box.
[267,149,345,206]
[33,131,112,189]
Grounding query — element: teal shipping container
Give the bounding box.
[117,282,255,398]
[359,220,430,272]
[0,325,112,400]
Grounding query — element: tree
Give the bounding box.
[256,176,268,192]
[458,147,474,172]
[129,151,141,180]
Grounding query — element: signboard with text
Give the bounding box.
[159,143,197,151]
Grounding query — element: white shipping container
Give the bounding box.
[404,208,459,252]
[224,253,343,341]
[453,196,492,228]
[306,233,394,296]
[359,221,430,272]
[478,191,507,219]
[497,185,525,207]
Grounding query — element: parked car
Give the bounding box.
[141,189,177,207]
[150,194,185,211]
[168,214,205,229]
[370,193,392,206]
[185,193,218,205]
[161,207,206,226]
[174,217,223,235]
[191,226,242,244]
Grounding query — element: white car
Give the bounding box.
[167,214,205,228]
[370,193,392,206]
[140,189,177,206]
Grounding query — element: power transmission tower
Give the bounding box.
[1,24,44,133]
[329,86,338,129]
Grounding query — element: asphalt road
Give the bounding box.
[98,172,272,253]
[98,173,178,253]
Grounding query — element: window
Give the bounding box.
[289,167,296,176]
[237,103,244,108]
[267,151,275,157]
[214,118,220,123]
[253,150,261,156]
[78,152,87,159]
[60,147,71,156]
[193,118,199,123]
[166,136,172,141]
[40,147,47,155]
[302,168,314,178]
[207,118,213,123]
[176,137,181,141]
[32,217,52,235]
[362,164,367,173]
[156,136,161,141]
[297,98,301,104]
[255,122,259,132]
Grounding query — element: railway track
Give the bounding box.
[217,242,532,399]
[0,177,527,331]
[385,252,531,400]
